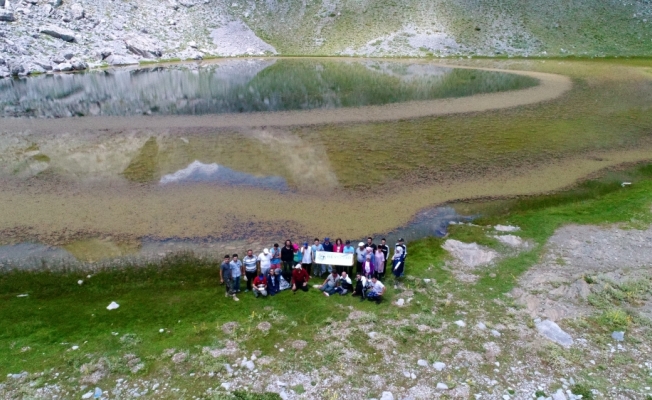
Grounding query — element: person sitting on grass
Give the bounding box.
[366,276,386,304]
[319,270,340,297]
[291,264,310,293]
[351,273,368,301]
[333,271,353,295]
[252,273,268,298]
[220,254,238,301]
[267,268,280,296]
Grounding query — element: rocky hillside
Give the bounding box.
[1,0,651,77]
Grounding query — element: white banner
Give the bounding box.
[314,251,354,266]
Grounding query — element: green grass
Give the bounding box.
[2,163,652,394]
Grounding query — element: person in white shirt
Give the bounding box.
[301,241,313,274]
[366,276,386,304]
[352,273,368,301]
[258,248,272,276]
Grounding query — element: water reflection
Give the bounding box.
[160,160,288,190]
[0,59,538,118]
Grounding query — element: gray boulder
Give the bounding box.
[0,66,10,78]
[71,59,87,70]
[536,319,573,347]
[40,25,76,42]
[105,54,138,66]
[125,35,162,58]
[49,0,62,7]
[9,62,25,76]
[0,10,14,22]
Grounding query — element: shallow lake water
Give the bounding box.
[0,58,651,268]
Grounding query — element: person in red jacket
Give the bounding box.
[252,273,268,298]
[290,264,310,293]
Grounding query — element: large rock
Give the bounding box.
[125,35,162,58]
[535,319,573,347]
[442,239,498,268]
[105,54,139,66]
[40,25,76,42]
[70,3,84,20]
[0,10,14,22]
[49,0,62,7]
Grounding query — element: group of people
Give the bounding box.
[219,237,408,304]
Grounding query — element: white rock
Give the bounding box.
[423,278,431,283]
[417,359,429,367]
[220,382,231,390]
[106,301,120,310]
[78,280,83,285]
[491,329,501,337]
[442,239,498,267]
[17,294,28,298]
[551,389,567,400]
[454,320,466,327]
[380,392,394,400]
[71,345,79,350]
[494,225,520,232]
[436,382,449,390]
[81,392,93,399]
[40,25,76,42]
[105,54,139,66]
[70,3,84,20]
[396,298,405,306]
[536,320,573,347]
[611,331,624,341]
[476,322,487,330]
[125,35,162,58]
[159,329,164,333]
[243,360,255,371]
[493,235,524,247]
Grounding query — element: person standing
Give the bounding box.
[362,248,375,279]
[321,237,334,275]
[333,238,344,253]
[355,242,366,275]
[291,264,310,293]
[252,273,268,298]
[242,249,258,292]
[230,253,243,293]
[293,243,302,268]
[343,240,355,276]
[301,241,313,274]
[281,240,294,273]
[366,237,377,252]
[220,254,238,301]
[396,238,407,276]
[259,248,272,276]
[391,245,405,279]
[378,238,389,277]
[311,238,324,277]
[374,247,386,280]
[270,243,282,271]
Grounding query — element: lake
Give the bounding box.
[0,58,651,268]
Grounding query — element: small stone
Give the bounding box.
[171,352,186,364]
[417,359,429,367]
[380,392,394,400]
[476,322,486,330]
[611,331,625,341]
[396,298,405,306]
[81,392,93,399]
[551,389,567,400]
[40,25,77,42]
[436,382,449,390]
[433,362,446,371]
[536,320,573,347]
[71,345,79,350]
[491,329,501,337]
[243,360,255,371]
[220,382,231,390]
[454,320,466,327]
[159,329,164,333]
[78,280,84,285]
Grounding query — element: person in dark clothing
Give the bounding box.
[366,236,377,252]
[322,237,334,252]
[290,264,310,293]
[267,268,281,296]
[351,273,368,301]
[281,239,294,273]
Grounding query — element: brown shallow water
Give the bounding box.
[1,58,651,263]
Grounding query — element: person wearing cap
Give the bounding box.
[252,273,268,298]
[319,270,340,296]
[311,238,324,277]
[259,248,272,276]
[322,237,334,275]
[301,241,313,274]
[229,253,243,293]
[392,245,405,279]
[355,242,366,275]
[396,238,407,276]
[366,276,386,304]
[270,243,282,271]
[242,249,259,293]
[220,254,238,301]
[290,264,310,293]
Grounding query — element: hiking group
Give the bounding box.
[219,237,407,304]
